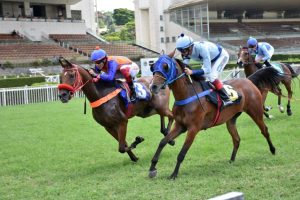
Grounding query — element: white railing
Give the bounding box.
[0,85,84,106]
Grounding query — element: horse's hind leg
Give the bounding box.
[283,80,293,116]
[245,105,276,155]
[160,112,175,146]
[149,122,185,178]
[226,112,242,162]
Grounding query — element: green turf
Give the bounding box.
[0,84,299,200]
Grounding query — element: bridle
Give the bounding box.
[58,65,91,95]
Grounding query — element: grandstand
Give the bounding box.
[134,0,300,57]
[0,0,158,69]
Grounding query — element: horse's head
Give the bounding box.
[57,57,89,103]
[150,52,180,94]
[237,46,254,65]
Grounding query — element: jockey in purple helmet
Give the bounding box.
[89,49,140,102]
[247,37,274,68]
[176,33,233,107]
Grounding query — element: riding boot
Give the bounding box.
[218,87,234,107]
[128,81,136,102]
[255,62,263,69]
[264,60,272,67]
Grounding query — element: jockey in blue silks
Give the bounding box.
[176,33,233,106]
[247,37,274,69]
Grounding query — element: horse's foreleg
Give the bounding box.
[261,90,273,119]
[169,127,198,180]
[105,126,139,162]
[149,122,185,178]
[226,112,242,162]
[276,86,284,113]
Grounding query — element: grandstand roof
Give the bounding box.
[169,0,300,11]
[4,0,81,4]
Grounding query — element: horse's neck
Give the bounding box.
[244,63,257,77]
[170,77,202,100]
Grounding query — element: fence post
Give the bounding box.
[46,84,50,102]
[24,85,29,104]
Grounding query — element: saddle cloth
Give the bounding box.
[200,81,242,108]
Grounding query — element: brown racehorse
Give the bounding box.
[238,47,299,117]
[57,57,174,162]
[148,52,284,179]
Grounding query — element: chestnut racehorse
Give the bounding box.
[148,52,284,179]
[238,47,299,117]
[57,57,174,162]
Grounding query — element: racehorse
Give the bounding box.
[57,57,174,162]
[238,47,299,117]
[148,52,284,179]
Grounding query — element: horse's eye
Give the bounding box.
[69,73,75,79]
[163,64,169,72]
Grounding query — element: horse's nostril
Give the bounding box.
[151,85,158,91]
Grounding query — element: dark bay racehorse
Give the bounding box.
[238,47,299,117]
[57,57,174,162]
[148,52,284,179]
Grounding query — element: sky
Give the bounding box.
[96,0,135,12]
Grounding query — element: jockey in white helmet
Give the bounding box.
[176,33,233,107]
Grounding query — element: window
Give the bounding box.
[166,37,170,43]
[172,36,176,42]
[160,26,164,32]
[160,15,163,21]
[161,37,164,43]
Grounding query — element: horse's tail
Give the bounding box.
[283,63,300,78]
[248,67,284,93]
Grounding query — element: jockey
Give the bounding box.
[247,37,274,68]
[89,49,140,102]
[176,33,233,107]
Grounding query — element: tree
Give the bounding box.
[119,21,135,41]
[113,8,134,26]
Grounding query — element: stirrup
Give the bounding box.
[223,100,233,107]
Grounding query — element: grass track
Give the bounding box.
[0,84,300,200]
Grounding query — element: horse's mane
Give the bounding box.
[174,58,205,82]
[248,67,283,93]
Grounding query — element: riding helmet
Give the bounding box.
[91,49,107,62]
[247,37,258,47]
[176,33,194,51]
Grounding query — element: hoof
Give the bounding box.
[270,147,276,155]
[267,115,274,119]
[278,105,284,113]
[149,170,157,178]
[168,140,175,146]
[131,156,139,162]
[265,106,272,111]
[136,136,145,143]
[287,110,292,116]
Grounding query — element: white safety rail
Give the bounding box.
[0,85,84,106]
[220,67,245,81]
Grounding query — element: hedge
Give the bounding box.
[0,76,45,88]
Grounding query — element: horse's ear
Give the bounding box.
[59,57,72,68]
[168,49,176,58]
[149,63,154,72]
[160,49,165,55]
